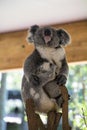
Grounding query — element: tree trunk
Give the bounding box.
[0,73,7,130]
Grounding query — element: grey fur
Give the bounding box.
[21,25,70,113]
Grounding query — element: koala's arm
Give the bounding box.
[56,57,69,85]
[24,50,56,87]
[59,58,69,77]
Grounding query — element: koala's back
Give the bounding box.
[24,50,43,71]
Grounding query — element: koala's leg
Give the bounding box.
[43,81,64,108]
[43,81,61,98]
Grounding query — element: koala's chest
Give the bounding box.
[37,47,65,69]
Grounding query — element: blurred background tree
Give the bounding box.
[67,64,87,130]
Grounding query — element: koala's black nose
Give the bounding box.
[44,29,51,36]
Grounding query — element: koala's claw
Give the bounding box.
[56,74,67,86]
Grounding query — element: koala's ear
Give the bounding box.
[57,29,71,46]
[27,25,39,43]
[30,25,39,34]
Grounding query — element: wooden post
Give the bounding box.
[26,98,45,130]
[47,112,62,130]
[60,86,71,130]
[25,86,71,130]
[26,99,38,130]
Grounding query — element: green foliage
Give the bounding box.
[67,64,87,130]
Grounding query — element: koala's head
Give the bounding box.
[27,25,71,48]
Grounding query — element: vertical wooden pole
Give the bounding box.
[53,113,62,130]
[26,98,46,130]
[26,99,38,130]
[47,112,62,130]
[60,86,71,130]
[47,111,56,130]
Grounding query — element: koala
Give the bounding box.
[21,25,71,113]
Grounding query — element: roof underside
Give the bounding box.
[0,0,87,33]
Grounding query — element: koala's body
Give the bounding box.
[21,25,70,113]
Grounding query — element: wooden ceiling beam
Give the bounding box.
[0,20,87,70]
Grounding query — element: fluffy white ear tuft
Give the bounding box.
[27,25,39,43]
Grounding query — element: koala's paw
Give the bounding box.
[56,74,67,86]
[30,74,40,86]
